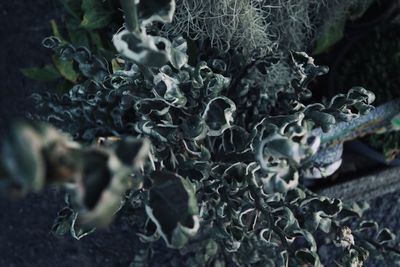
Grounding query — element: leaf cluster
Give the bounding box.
[3,0,400,266]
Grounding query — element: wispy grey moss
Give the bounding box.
[164,0,372,58]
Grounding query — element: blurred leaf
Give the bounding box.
[113,30,171,68]
[50,19,65,41]
[55,79,74,94]
[89,31,104,50]
[313,0,374,55]
[21,65,61,81]
[61,0,83,20]
[52,55,78,82]
[66,17,90,47]
[81,0,113,30]
[391,114,400,129]
[51,207,75,236]
[111,58,124,73]
[313,19,345,55]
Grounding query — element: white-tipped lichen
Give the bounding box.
[163,0,372,58]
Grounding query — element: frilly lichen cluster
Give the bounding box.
[2,0,400,266]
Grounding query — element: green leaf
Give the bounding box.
[21,65,61,81]
[66,17,90,47]
[55,79,74,94]
[313,19,345,55]
[52,56,78,82]
[61,0,83,20]
[145,171,199,248]
[391,114,400,130]
[75,138,150,228]
[81,0,113,30]
[50,19,65,41]
[89,31,104,49]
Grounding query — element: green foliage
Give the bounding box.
[313,19,345,55]
[22,0,120,91]
[21,65,61,81]
[81,0,113,30]
[3,0,400,266]
[392,114,400,129]
[52,55,78,82]
[313,0,375,54]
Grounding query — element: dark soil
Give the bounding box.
[0,190,139,267]
[0,1,61,130]
[0,1,138,267]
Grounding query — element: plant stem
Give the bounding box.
[314,99,400,146]
[120,0,139,32]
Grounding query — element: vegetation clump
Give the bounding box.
[2,0,400,266]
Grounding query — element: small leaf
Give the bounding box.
[153,71,187,107]
[55,79,73,94]
[1,121,46,192]
[391,114,400,130]
[313,19,345,55]
[111,58,124,73]
[66,17,90,48]
[50,19,65,41]
[81,0,113,30]
[61,0,83,20]
[21,65,61,81]
[52,56,78,82]
[75,138,150,228]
